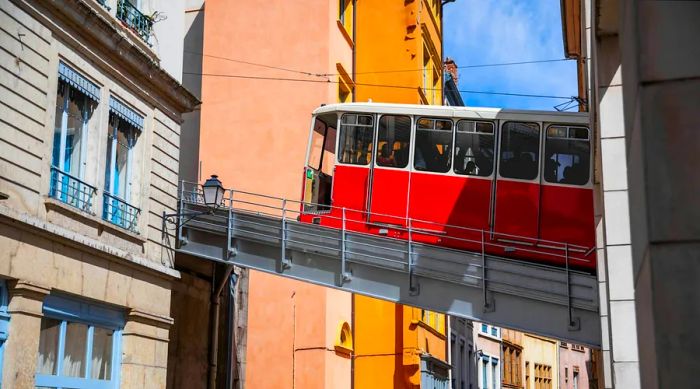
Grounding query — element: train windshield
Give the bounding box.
[544,126,590,185]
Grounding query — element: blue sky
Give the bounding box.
[443,0,578,110]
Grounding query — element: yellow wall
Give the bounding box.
[353,1,445,387]
[355,0,443,105]
[522,334,560,389]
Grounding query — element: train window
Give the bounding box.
[454,120,495,177]
[544,126,590,185]
[499,122,540,180]
[338,114,374,165]
[376,115,411,168]
[414,117,453,173]
[307,118,326,171]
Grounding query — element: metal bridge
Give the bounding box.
[168,182,601,347]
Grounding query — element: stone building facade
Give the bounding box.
[0,0,196,387]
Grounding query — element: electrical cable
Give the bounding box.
[182,71,574,100]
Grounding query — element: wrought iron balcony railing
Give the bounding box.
[116,0,153,45]
[103,192,141,233]
[49,166,97,213]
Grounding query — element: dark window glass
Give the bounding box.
[543,126,590,185]
[307,118,327,171]
[338,114,374,165]
[376,115,411,168]
[454,120,495,177]
[414,118,453,173]
[499,122,540,180]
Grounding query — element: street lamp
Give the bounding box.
[202,174,224,207]
[162,174,228,246]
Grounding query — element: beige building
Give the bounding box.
[0,0,196,387]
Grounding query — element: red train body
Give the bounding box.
[300,103,596,273]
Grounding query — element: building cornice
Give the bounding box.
[0,205,181,279]
[11,0,200,122]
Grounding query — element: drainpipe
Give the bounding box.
[226,272,238,389]
[209,264,234,389]
[352,0,356,102]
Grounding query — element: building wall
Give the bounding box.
[355,0,443,104]
[0,0,195,387]
[558,342,591,389]
[352,1,447,386]
[522,334,559,389]
[473,322,501,389]
[196,1,355,388]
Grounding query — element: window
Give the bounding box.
[525,362,530,389]
[573,369,579,389]
[503,344,522,387]
[482,358,488,389]
[103,97,142,232]
[543,126,590,185]
[534,363,552,389]
[481,323,488,333]
[490,326,498,337]
[376,115,411,168]
[499,122,540,180]
[36,294,124,388]
[491,358,498,389]
[50,62,99,212]
[454,121,494,177]
[338,114,374,165]
[305,117,336,212]
[0,280,8,388]
[414,118,453,173]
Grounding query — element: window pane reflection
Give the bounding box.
[37,318,61,375]
[62,322,88,377]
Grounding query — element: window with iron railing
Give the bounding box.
[50,63,100,213]
[116,0,153,44]
[102,97,143,233]
[96,0,110,11]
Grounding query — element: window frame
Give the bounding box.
[412,116,454,174]
[497,121,542,182]
[0,280,8,388]
[453,120,496,179]
[374,114,413,171]
[36,294,124,389]
[542,124,592,187]
[336,113,375,166]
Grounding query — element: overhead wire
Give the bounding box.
[182,71,574,100]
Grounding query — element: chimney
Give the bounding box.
[444,57,458,85]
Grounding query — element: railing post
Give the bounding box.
[481,229,493,312]
[565,243,580,330]
[408,218,419,296]
[279,199,291,271]
[339,208,351,285]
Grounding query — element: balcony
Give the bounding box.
[49,166,97,213]
[116,0,153,45]
[103,192,140,233]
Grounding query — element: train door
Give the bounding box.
[407,117,455,232]
[538,124,596,260]
[368,115,412,226]
[493,121,542,242]
[331,113,375,222]
[303,115,337,213]
[446,120,496,243]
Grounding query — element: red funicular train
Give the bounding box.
[300,103,596,273]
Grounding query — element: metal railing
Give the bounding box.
[116,0,153,44]
[49,166,97,213]
[103,192,140,233]
[96,0,111,11]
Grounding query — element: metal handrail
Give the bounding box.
[103,192,141,233]
[49,166,97,213]
[116,0,153,44]
[179,181,595,265]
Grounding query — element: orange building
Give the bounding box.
[197,1,354,388]
[352,1,447,387]
[196,0,445,387]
